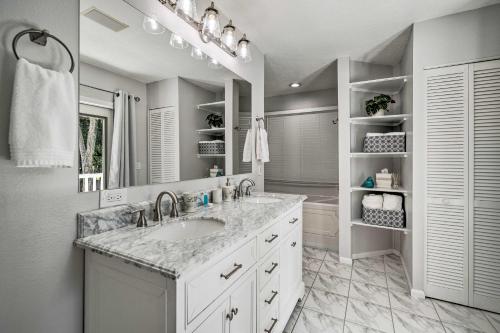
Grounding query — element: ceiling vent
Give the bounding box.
[81,7,129,32]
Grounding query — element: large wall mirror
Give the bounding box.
[78,0,252,192]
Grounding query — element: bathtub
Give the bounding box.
[264,180,339,251]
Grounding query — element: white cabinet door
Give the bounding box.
[469,60,500,313]
[424,65,469,305]
[279,225,302,317]
[193,299,230,333]
[229,273,256,333]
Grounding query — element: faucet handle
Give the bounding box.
[130,209,148,228]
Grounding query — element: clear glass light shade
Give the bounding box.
[169,32,189,49]
[143,16,165,35]
[207,57,222,69]
[201,4,221,39]
[175,0,197,19]
[191,46,206,60]
[221,22,237,52]
[237,36,252,63]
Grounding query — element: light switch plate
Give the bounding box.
[100,188,128,208]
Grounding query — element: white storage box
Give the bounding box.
[364,132,405,153]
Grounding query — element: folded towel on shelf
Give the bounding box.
[242,129,252,162]
[362,194,383,209]
[9,58,76,167]
[256,119,270,162]
[382,193,403,211]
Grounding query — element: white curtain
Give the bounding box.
[108,90,137,189]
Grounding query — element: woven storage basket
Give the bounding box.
[363,133,405,153]
[362,206,405,228]
[198,141,225,154]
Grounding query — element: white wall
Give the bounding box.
[0,1,264,332]
[412,4,500,293]
[80,62,149,185]
[265,88,337,112]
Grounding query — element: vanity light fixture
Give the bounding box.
[289,82,302,88]
[191,46,206,60]
[237,34,252,63]
[207,56,222,69]
[221,20,237,52]
[143,16,165,34]
[175,0,197,20]
[200,2,221,40]
[169,32,189,49]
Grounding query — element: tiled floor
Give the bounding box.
[284,246,500,333]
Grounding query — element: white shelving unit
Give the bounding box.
[350,186,409,196]
[351,219,410,235]
[350,152,410,158]
[197,154,225,159]
[196,128,225,135]
[350,114,411,126]
[350,75,410,94]
[197,101,225,113]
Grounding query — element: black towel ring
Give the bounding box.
[12,28,75,73]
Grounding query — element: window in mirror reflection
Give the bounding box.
[79,114,106,192]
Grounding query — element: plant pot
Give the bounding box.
[372,109,386,117]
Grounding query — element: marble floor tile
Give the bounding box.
[392,309,444,333]
[349,281,390,307]
[351,266,387,288]
[324,250,340,262]
[384,254,402,265]
[354,257,386,273]
[345,298,394,333]
[432,300,496,333]
[442,323,484,333]
[319,260,352,279]
[303,269,317,287]
[483,311,500,332]
[284,305,302,333]
[292,308,344,333]
[303,246,327,260]
[344,321,388,333]
[389,290,439,320]
[385,260,405,275]
[303,257,323,271]
[386,272,409,292]
[312,272,350,296]
[303,287,348,319]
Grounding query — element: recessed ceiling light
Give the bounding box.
[289,82,301,88]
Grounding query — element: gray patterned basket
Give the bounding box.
[362,206,405,228]
[363,133,405,153]
[198,141,225,154]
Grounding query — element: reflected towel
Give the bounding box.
[256,119,269,162]
[362,194,383,209]
[9,58,76,167]
[242,129,252,162]
[383,193,403,211]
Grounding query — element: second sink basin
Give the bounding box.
[144,218,225,242]
[244,196,282,204]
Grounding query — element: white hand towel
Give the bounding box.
[9,58,76,167]
[256,119,270,162]
[382,193,403,211]
[362,194,383,209]
[242,129,252,162]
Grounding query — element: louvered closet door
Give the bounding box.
[469,60,500,312]
[425,65,469,305]
[148,107,179,184]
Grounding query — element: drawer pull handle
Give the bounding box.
[265,234,278,243]
[226,307,239,321]
[289,217,298,224]
[264,318,278,333]
[265,262,278,274]
[265,290,278,304]
[220,263,243,280]
[291,241,297,247]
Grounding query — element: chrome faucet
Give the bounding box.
[237,178,256,198]
[153,191,179,222]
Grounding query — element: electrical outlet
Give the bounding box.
[100,188,128,208]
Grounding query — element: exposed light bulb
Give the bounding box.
[143,16,165,35]
[191,46,206,60]
[237,34,252,63]
[221,20,237,52]
[175,0,197,19]
[169,32,189,49]
[208,57,222,69]
[201,2,221,40]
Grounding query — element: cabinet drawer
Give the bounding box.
[259,274,280,317]
[280,206,302,236]
[260,303,279,333]
[258,222,280,258]
[259,249,280,291]
[186,238,257,323]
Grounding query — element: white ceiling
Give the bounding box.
[80,0,242,88]
[212,0,500,97]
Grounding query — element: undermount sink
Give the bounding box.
[144,218,225,242]
[244,197,282,204]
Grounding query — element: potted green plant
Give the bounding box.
[206,113,223,128]
[365,94,395,117]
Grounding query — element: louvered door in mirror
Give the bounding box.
[469,60,500,313]
[424,65,469,305]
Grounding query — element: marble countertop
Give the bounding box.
[74,192,306,279]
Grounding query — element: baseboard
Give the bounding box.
[351,249,394,259]
[411,288,426,299]
[339,256,353,266]
[392,249,415,297]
